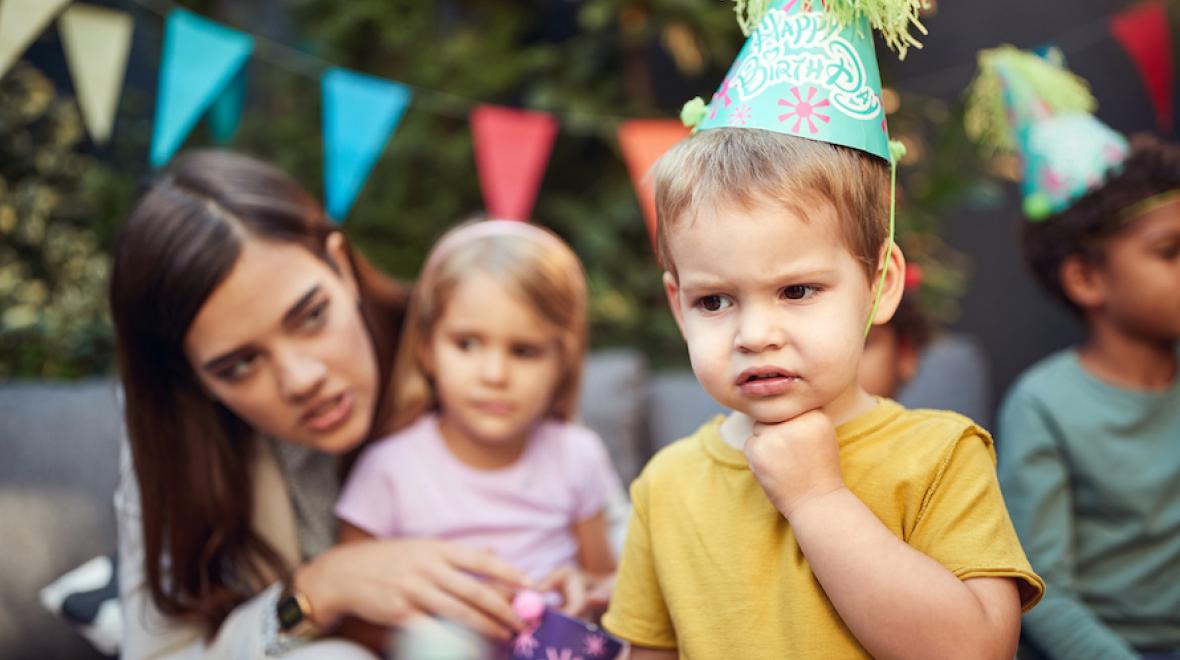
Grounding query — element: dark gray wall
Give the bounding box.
[891,0,1170,413]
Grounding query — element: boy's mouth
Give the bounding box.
[736,367,799,396]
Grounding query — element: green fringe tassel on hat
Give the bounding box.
[733,0,930,59]
[964,45,1096,154]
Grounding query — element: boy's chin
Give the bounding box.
[732,400,814,425]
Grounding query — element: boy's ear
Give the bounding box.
[1059,255,1105,311]
[663,271,687,334]
[325,231,360,300]
[869,243,906,327]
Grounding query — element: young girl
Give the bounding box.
[335,220,622,627]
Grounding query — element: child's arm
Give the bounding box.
[746,410,1022,660]
[540,511,617,616]
[575,510,616,574]
[338,520,376,544]
[997,393,1139,659]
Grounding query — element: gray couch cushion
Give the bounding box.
[896,334,993,429]
[647,372,727,453]
[0,378,120,659]
[579,349,648,487]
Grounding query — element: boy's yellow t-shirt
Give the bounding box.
[602,399,1044,658]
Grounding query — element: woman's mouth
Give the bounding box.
[737,368,800,397]
[303,391,354,433]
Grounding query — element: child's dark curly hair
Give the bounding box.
[1022,134,1180,315]
[890,294,933,352]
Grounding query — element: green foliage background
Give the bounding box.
[0,0,983,378]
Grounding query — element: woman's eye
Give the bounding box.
[695,295,732,312]
[219,355,258,382]
[300,301,329,330]
[782,285,818,301]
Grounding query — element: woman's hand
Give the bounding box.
[537,567,616,618]
[293,538,532,641]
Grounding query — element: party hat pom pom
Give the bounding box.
[734,0,775,36]
[888,139,908,165]
[680,97,708,129]
[733,0,929,59]
[824,0,929,60]
[1023,193,1053,221]
[965,45,1097,154]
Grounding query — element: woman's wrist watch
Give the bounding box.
[264,580,323,656]
[276,582,321,638]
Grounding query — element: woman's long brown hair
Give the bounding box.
[109,150,408,633]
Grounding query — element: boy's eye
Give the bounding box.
[782,285,818,301]
[695,295,732,312]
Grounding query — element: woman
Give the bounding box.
[110,151,537,657]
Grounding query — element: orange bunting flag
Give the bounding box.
[617,119,690,249]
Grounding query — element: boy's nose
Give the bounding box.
[276,349,328,402]
[735,305,787,353]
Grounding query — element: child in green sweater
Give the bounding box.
[969,46,1180,660]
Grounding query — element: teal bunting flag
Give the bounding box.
[150,9,252,167]
[321,67,412,221]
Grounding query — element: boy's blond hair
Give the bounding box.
[654,128,890,279]
[389,220,588,433]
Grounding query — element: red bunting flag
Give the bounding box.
[1110,1,1174,133]
[617,119,690,248]
[471,105,558,221]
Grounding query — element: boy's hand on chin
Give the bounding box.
[745,409,846,518]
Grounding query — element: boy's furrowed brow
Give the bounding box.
[679,265,839,292]
[676,272,733,293]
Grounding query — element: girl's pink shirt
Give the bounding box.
[335,413,623,580]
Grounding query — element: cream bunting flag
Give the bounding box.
[58,4,134,144]
[0,0,72,79]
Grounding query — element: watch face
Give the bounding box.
[277,595,304,630]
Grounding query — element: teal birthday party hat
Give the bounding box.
[966,45,1130,220]
[681,0,929,163]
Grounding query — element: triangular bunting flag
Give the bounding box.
[1110,1,1174,133]
[208,68,246,145]
[58,4,134,145]
[0,0,72,80]
[617,119,690,247]
[470,105,558,221]
[321,68,412,221]
[150,9,253,167]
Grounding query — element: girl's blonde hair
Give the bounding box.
[388,219,589,433]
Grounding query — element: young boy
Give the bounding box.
[602,3,1043,658]
[971,47,1180,659]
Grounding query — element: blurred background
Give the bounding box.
[0,0,1174,407]
[3,1,1178,656]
